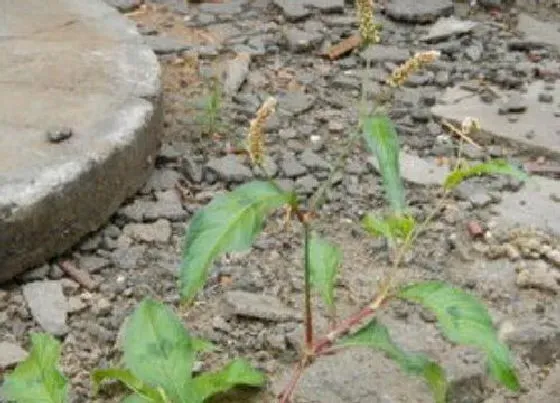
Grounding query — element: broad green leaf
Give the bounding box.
[444,160,528,191]
[181,181,293,303]
[122,395,154,403]
[398,282,520,391]
[1,333,68,403]
[91,368,165,402]
[337,320,447,403]
[362,213,416,241]
[309,233,341,308]
[124,299,195,402]
[362,115,406,213]
[192,359,266,401]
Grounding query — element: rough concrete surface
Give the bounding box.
[432,81,560,158]
[0,0,162,281]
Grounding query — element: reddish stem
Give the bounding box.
[278,295,388,402]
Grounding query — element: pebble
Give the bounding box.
[123,219,172,244]
[280,154,308,178]
[46,126,73,143]
[516,260,560,294]
[22,280,69,336]
[206,155,253,183]
[0,342,28,370]
[223,291,299,322]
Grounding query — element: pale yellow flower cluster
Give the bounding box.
[247,97,277,166]
[387,51,441,87]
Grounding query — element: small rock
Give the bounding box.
[111,245,146,269]
[385,0,453,23]
[295,174,319,195]
[19,264,51,281]
[421,17,478,42]
[498,93,527,114]
[93,298,112,317]
[144,169,183,192]
[545,249,560,268]
[123,219,172,243]
[206,155,253,183]
[23,280,69,336]
[144,36,191,55]
[46,126,72,143]
[103,0,141,12]
[0,342,28,370]
[278,91,316,116]
[299,149,330,172]
[181,155,204,183]
[223,54,250,95]
[273,0,344,21]
[538,92,554,103]
[283,27,322,53]
[223,291,299,322]
[78,255,110,274]
[516,260,560,294]
[280,154,308,178]
[360,45,410,64]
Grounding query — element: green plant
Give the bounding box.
[1,300,265,403]
[178,4,528,401]
[195,76,225,136]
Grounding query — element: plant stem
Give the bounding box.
[303,223,313,351]
[278,291,390,402]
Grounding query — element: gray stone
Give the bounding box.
[181,155,204,183]
[385,0,454,24]
[280,155,308,178]
[0,0,162,282]
[79,255,110,273]
[432,82,560,157]
[223,54,250,95]
[516,260,560,294]
[283,27,322,53]
[299,149,330,172]
[275,348,433,402]
[493,176,560,235]
[360,45,410,64]
[0,342,28,370]
[421,17,478,42]
[517,13,560,52]
[500,314,560,366]
[206,155,253,183]
[370,152,449,186]
[143,35,191,54]
[46,126,73,143]
[464,44,483,62]
[103,0,141,12]
[123,219,172,243]
[144,169,183,192]
[199,1,244,15]
[295,174,319,195]
[273,0,344,21]
[223,291,299,322]
[111,245,145,269]
[23,280,69,336]
[278,92,316,116]
[19,264,51,281]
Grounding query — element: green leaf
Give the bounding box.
[337,319,447,403]
[444,160,528,191]
[1,333,68,403]
[362,213,416,241]
[181,181,293,303]
[308,233,341,308]
[398,282,520,391]
[123,299,196,402]
[91,368,165,402]
[192,359,266,401]
[362,115,406,213]
[122,395,154,403]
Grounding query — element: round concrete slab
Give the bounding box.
[0,0,162,281]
